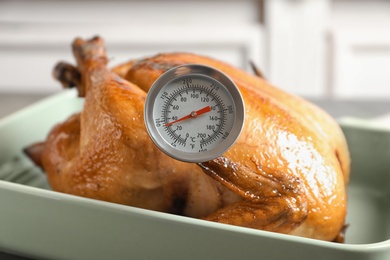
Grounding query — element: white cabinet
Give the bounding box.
[330,0,390,98]
[265,0,330,97]
[0,0,389,99]
[0,0,265,94]
[266,0,390,99]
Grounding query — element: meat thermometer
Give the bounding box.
[144,64,245,163]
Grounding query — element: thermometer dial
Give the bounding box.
[144,64,244,162]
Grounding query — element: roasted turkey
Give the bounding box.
[26,36,350,242]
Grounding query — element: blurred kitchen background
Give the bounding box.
[0,0,389,119]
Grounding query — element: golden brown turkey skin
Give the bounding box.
[29,37,349,242]
[122,53,350,241]
[41,38,238,218]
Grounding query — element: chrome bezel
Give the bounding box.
[144,64,245,163]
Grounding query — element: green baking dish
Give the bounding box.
[0,89,389,259]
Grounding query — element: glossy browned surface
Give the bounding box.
[35,37,349,241]
[125,52,350,241]
[43,38,234,218]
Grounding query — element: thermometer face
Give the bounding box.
[144,64,244,162]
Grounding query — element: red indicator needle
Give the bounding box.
[165,106,212,127]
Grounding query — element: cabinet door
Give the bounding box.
[331,0,390,98]
[0,0,265,94]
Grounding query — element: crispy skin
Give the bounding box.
[125,53,350,182]
[33,37,349,241]
[42,37,234,218]
[124,52,350,241]
[111,59,138,78]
